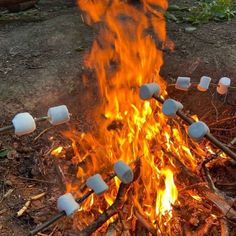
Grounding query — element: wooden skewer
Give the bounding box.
[0,117,49,133]
[28,174,116,235]
[28,157,140,236]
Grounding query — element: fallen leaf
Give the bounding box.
[0,149,9,158]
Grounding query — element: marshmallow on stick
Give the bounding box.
[57,193,80,216]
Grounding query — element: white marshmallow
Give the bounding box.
[217,77,231,95]
[12,112,36,136]
[114,160,134,184]
[162,99,183,118]
[86,174,108,195]
[175,77,191,91]
[197,76,211,92]
[188,121,209,142]
[57,193,80,216]
[139,83,160,100]
[47,105,70,126]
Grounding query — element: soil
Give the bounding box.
[0,0,235,235]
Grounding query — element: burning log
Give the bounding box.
[134,208,157,235]
[206,191,236,221]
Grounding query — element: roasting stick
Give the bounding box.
[152,94,236,161]
[28,155,139,236]
[28,173,116,236]
[0,105,70,135]
[29,157,140,236]
[0,117,48,133]
[29,174,115,235]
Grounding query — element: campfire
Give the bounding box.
[26,0,236,235]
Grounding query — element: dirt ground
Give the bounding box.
[0,0,236,235]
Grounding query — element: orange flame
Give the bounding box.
[51,146,63,157]
[60,0,207,232]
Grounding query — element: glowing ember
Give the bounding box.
[60,0,206,232]
[51,146,63,156]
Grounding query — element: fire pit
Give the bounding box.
[26,0,236,235]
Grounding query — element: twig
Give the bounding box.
[34,127,54,142]
[201,157,218,193]
[54,162,66,191]
[17,176,55,184]
[211,127,236,131]
[208,115,236,127]
[48,225,58,236]
[200,137,236,193]
[219,218,229,236]
[17,200,31,217]
[210,90,219,121]
[0,189,14,204]
[179,182,208,193]
[17,192,46,217]
[0,209,7,215]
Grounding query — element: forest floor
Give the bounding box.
[0,0,236,235]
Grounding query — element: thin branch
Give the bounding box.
[79,183,131,236]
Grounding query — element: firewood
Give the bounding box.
[206,191,236,221]
[134,220,150,236]
[79,183,132,236]
[133,208,157,235]
[79,159,140,236]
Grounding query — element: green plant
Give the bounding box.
[166,0,236,24]
[187,0,235,24]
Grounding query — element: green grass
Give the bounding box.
[167,0,236,25]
